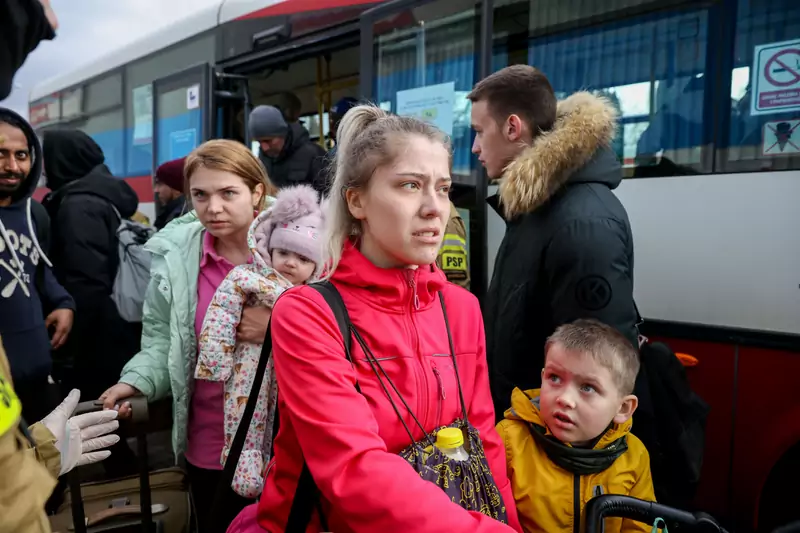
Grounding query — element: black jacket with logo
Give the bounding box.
[485,92,639,420]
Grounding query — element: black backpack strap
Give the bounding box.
[310,280,354,367]
[210,304,276,530]
[284,280,356,532]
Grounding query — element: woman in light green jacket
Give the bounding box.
[100,140,278,532]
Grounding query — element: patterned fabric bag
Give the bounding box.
[398,422,508,520]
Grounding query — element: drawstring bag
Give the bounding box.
[398,422,506,515]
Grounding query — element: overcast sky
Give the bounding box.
[1,0,220,117]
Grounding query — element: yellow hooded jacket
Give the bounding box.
[496,388,655,533]
[0,336,61,533]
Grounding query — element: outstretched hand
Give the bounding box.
[41,389,121,476]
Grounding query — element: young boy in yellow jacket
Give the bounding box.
[497,319,654,533]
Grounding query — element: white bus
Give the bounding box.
[29,0,800,530]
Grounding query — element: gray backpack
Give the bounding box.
[111,206,155,322]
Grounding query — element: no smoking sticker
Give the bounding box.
[751,39,800,115]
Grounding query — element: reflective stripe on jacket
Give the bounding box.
[437,202,470,290]
[0,336,59,533]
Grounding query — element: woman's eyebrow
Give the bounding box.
[395,171,427,179]
[395,171,451,180]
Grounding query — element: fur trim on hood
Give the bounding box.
[499,91,618,219]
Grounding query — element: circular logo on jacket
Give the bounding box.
[575,275,612,311]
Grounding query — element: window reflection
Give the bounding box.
[372,0,479,182]
[492,0,800,177]
[721,0,800,172]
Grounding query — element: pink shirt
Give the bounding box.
[185,231,239,470]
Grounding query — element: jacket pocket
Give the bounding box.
[358,355,400,362]
[423,352,475,428]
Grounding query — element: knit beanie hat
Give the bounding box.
[154,157,186,193]
[264,185,324,274]
[331,96,358,117]
[249,105,289,140]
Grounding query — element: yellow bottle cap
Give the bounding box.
[435,427,464,449]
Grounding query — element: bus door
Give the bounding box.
[214,73,253,147]
[359,0,489,300]
[151,63,213,173]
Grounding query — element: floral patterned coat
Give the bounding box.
[196,210,293,498]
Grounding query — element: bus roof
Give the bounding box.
[28,0,284,102]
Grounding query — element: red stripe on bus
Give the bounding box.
[32,175,154,204]
[236,0,380,20]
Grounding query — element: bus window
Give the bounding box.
[720,0,800,172]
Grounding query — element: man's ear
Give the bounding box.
[504,114,526,143]
[613,394,639,425]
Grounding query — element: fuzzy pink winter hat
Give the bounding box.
[255,185,323,273]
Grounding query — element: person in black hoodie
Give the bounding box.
[0,107,74,423]
[249,104,327,193]
[0,0,59,100]
[41,130,142,401]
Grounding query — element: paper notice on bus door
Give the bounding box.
[751,38,800,116]
[396,82,455,136]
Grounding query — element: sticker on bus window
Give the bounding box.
[761,119,799,155]
[187,84,200,110]
[751,38,800,116]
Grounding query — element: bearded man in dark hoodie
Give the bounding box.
[0,108,75,423]
[41,130,142,401]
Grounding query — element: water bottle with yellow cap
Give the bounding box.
[434,427,469,461]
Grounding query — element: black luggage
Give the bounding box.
[48,397,191,533]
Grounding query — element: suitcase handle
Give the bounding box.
[73,395,149,424]
[68,395,154,533]
[584,495,727,533]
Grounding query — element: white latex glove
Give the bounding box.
[41,389,121,476]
